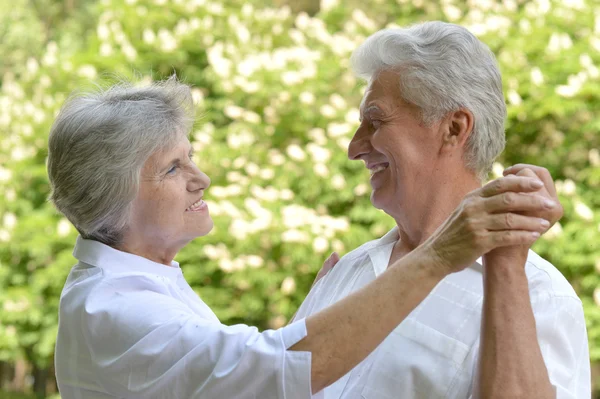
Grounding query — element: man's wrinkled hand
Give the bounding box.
[503,164,563,232]
[485,165,563,266]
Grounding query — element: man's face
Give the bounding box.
[348,70,444,215]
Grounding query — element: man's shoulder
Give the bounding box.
[525,250,580,302]
[340,232,394,264]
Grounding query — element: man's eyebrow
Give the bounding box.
[359,104,384,120]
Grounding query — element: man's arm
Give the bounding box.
[477,252,555,398]
[475,166,562,398]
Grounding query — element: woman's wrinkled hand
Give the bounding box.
[312,252,340,287]
[421,175,556,276]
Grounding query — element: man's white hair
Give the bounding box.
[47,76,194,246]
[351,21,506,181]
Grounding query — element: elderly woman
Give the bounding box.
[48,78,554,399]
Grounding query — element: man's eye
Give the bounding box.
[371,120,382,129]
[167,165,178,174]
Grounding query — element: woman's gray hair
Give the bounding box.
[47,76,195,246]
[351,21,506,181]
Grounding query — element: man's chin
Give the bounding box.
[369,191,387,211]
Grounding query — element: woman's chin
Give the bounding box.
[196,220,214,237]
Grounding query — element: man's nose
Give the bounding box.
[347,127,372,161]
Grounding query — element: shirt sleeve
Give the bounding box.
[531,294,591,399]
[81,274,314,399]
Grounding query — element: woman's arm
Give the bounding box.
[292,174,552,393]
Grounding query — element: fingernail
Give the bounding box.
[544,199,556,208]
[531,180,543,189]
[540,219,550,227]
[531,232,540,238]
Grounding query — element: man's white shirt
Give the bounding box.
[55,236,315,399]
[295,227,590,398]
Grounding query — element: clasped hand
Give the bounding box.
[422,165,562,275]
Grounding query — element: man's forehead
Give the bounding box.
[359,71,403,114]
[359,89,386,115]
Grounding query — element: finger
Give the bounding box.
[487,230,541,248]
[479,175,543,198]
[504,164,557,197]
[323,252,339,271]
[482,192,556,213]
[484,213,549,232]
[516,168,537,178]
[330,252,340,265]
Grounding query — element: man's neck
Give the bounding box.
[390,171,481,256]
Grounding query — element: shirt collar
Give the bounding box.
[72,235,182,282]
[368,227,483,277]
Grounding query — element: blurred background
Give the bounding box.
[0,0,599,397]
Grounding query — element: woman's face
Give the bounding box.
[121,136,213,264]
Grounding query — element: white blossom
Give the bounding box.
[286,144,306,161]
[321,0,339,12]
[26,58,39,75]
[246,255,263,268]
[594,287,600,307]
[314,163,329,177]
[3,213,16,229]
[530,67,544,86]
[331,174,346,189]
[280,189,294,200]
[320,104,337,118]
[507,90,522,106]
[0,229,10,242]
[143,29,156,44]
[443,4,462,20]
[589,149,600,166]
[282,229,309,243]
[330,94,346,109]
[281,277,296,294]
[345,108,360,124]
[158,29,177,52]
[575,201,594,221]
[122,44,137,60]
[57,219,72,237]
[78,65,97,79]
[260,168,275,180]
[328,122,352,137]
[307,143,331,163]
[100,43,113,57]
[492,162,505,178]
[268,151,285,166]
[354,183,369,196]
[236,165,254,180]
[224,105,244,119]
[313,237,329,254]
[300,92,315,104]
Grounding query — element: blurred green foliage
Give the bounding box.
[0,0,599,396]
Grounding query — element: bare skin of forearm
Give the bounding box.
[290,248,446,394]
[477,256,554,399]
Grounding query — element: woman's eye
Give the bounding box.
[167,165,178,175]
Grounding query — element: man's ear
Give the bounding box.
[440,108,474,152]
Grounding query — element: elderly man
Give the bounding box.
[295,22,590,398]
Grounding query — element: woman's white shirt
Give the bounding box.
[55,236,314,399]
